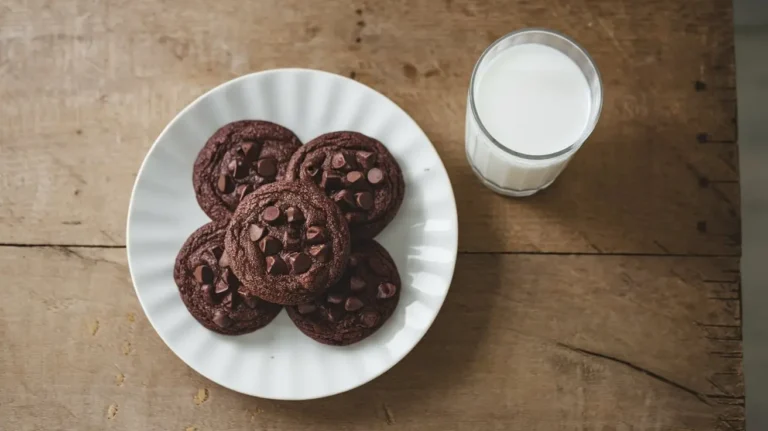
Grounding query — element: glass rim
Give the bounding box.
[468,28,604,161]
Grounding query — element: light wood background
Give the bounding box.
[0,0,743,430]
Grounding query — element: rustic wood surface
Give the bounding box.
[0,0,743,430]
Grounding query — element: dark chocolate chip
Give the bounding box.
[356,151,376,169]
[215,278,229,294]
[237,184,254,201]
[369,257,389,276]
[256,158,277,178]
[217,174,235,193]
[355,191,373,210]
[327,293,345,304]
[350,276,366,292]
[193,265,214,284]
[210,246,224,260]
[266,255,288,275]
[283,231,301,251]
[230,160,249,179]
[221,292,233,309]
[225,269,239,287]
[213,311,232,328]
[285,207,304,223]
[218,251,230,268]
[367,168,384,185]
[239,141,260,162]
[360,310,380,328]
[345,171,365,188]
[306,226,327,244]
[320,171,344,190]
[345,212,367,223]
[259,236,282,255]
[377,282,397,299]
[333,189,356,209]
[308,244,330,262]
[262,206,281,224]
[289,252,312,274]
[297,303,317,314]
[249,224,266,242]
[344,296,364,311]
[331,152,348,170]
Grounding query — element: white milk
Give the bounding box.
[476,43,591,156]
[466,36,600,196]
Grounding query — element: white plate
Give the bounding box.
[126,69,458,400]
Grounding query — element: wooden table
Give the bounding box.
[0,0,743,429]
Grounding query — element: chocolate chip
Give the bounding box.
[213,311,232,328]
[249,224,266,242]
[225,269,239,287]
[345,171,365,188]
[327,293,345,304]
[218,251,230,268]
[266,255,288,275]
[367,168,384,185]
[193,265,214,284]
[356,151,376,169]
[355,191,373,210]
[306,226,327,244]
[256,158,277,177]
[345,212,367,223]
[350,276,366,292]
[369,257,389,276]
[348,255,360,267]
[345,296,364,311]
[221,292,233,309]
[259,236,282,255]
[360,311,380,328]
[230,160,249,179]
[331,152,349,170]
[215,278,229,294]
[320,171,343,190]
[285,207,304,223]
[262,206,281,224]
[308,244,330,262]
[217,174,235,193]
[239,141,260,162]
[283,231,301,251]
[377,282,397,299]
[297,303,317,314]
[333,189,356,209]
[289,252,312,274]
[210,246,224,260]
[236,184,254,201]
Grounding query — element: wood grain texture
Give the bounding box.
[0,0,738,254]
[0,248,743,430]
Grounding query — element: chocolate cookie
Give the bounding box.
[286,131,405,240]
[173,223,282,335]
[224,181,351,305]
[193,120,302,221]
[286,240,400,345]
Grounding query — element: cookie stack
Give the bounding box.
[174,120,405,345]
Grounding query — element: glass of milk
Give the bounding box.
[466,28,603,196]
